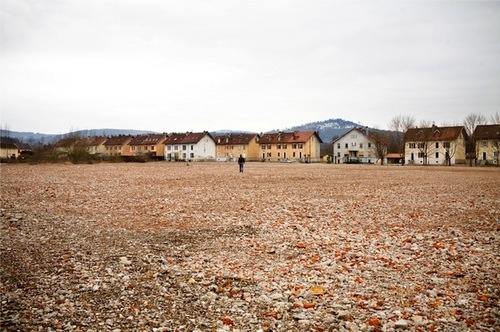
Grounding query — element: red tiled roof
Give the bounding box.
[405,126,467,142]
[474,124,500,140]
[258,131,322,144]
[104,135,132,146]
[129,134,166,145]
[213,133,258,145]
[76,136,107,147]
[164,132,212,145]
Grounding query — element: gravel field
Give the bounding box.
[1,163,499,332]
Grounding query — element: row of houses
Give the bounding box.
[0,137,33,159]
[2,124,499,165]
[333,124,500,166]
[52,131,324,163]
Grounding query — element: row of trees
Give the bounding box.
[377,112,499,165]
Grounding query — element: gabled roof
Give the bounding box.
[405,125,468,142]
[129,134,166,146]
[53,137,80,148]
[15,142,33,151]
[104,135,132,146]
[76,136,107,147]
[164,132,213,145]
[258,131,323,144]
[474,124,500,140]
[332,127,372,143]
[0,137,21,149]
[213,133,258,145]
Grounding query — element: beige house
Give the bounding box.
[127,134,167,159]
[0,137,32,159]
[474,124,500,165]
[258,131,322,162]
[78,137,107,155]
[404,125,468,165]
[213,133,260,161]
[103,135,132,156]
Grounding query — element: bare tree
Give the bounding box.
[388,115,416,164]
[463,113,487,166]
[419,119,433,128]
[489,112,500,124]
[369,129,390,165]
[442,141,457,166]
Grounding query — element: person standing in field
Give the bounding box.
[238,154,245,173]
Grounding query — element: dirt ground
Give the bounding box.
[1,163,499,331]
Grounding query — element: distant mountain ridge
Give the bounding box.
[1,128,157,144]
[281,118,360,142]
[2,119,360,144]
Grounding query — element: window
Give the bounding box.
[267,144,272,149]
[444,142,450,149]
[283,144,287,149]
[293,152,296,157]
[277,144,281,149]
[190,153,194,158]
[277,152,280,157]
[293,144,297,149]
[435,152,439,158]
[262,145,266,150]
[360,143,363,148]
[351,134,357,139]
[481,141,487,147]
[435,142,439,149]
[345,143,348,148]
[418,152,425,158]
[298,143,303,149]
[151,146,155,151]
[191,145,194,150]
[183,145,187,151]
[167,146,171,151]
[368,142,371,148]
[409,143,416,149]
[351,142,356,146]
[418,143,425,149]
[174,145,178,151]
[337,143,340,149]
[267,152,271,157]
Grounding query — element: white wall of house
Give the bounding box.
[405,141,459,165]
[192,134,216,160]
[332,128,376,164]
[164,134,216,161]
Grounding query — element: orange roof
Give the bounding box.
[104,135,132,146]
[258,131,322,144]
[76,136,107,147]
[129,134,166,145]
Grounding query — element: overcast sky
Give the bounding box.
[1,0,499,134]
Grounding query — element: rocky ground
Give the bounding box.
[1,163,499,331]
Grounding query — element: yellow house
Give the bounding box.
[77,137,107,155]
[127,134,167,159]
[0,137,32,159]
[258,131,323,162]
[474,124,500,165]
[213,133,260,161]
[103,135,132,156]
